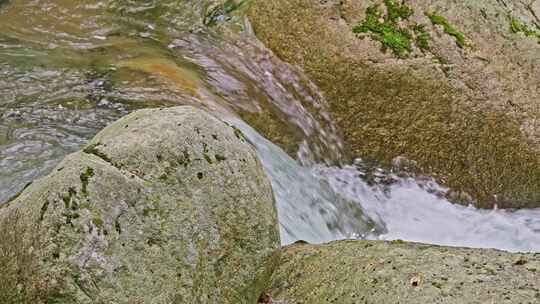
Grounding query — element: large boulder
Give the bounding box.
[265,240,540,303]
[0,106,280,303]
[248,0,540,208]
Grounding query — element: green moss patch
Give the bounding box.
[92,215,104,229]
[413,24,430,50]
[426,12,466,48]
[79,167,95,196]
[383,0,413,22]
[353,1,430,57]
[509,16,540,44]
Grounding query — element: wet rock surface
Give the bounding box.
[248,0,540,208]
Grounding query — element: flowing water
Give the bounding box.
[1,0,539,253]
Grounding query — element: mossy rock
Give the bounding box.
[266,240,540,303]
[248,0,540,208]
[0,106,280,303]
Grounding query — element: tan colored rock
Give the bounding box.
[248,0,540,208]
[267,240,540,303]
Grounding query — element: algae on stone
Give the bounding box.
[353,0,430,57]
[426,12,466,48]
[413,24,430,50]
[509,15,540,43]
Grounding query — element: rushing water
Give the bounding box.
[1,0,539,253]
[232,119,540,252]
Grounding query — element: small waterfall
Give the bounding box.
[227,117,381,245]
[228,117,540,252]
[167,31,345,166]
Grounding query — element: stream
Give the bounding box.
[1,0,539,253]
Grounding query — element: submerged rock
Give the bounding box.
[267,240,540,303]
[248,0,540,208]
[0,106,280,303]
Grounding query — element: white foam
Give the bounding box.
[230,117,540,253]
[318,165,540,253]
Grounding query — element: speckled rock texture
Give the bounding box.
[0,106,280,304]
[266,240,540,304]
[248,0,540,208]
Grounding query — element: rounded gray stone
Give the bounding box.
[0,106,280,304]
